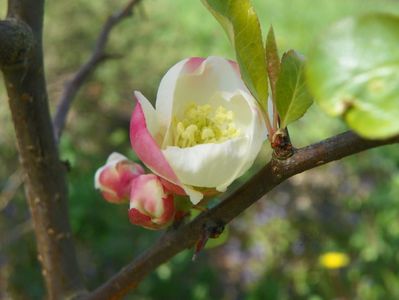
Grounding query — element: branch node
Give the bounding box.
[193,220,225,260]
[0,18,34,69]
[271,128,295,160]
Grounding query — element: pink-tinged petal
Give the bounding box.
[130,101,181,186]
[98,165,118,187]
[130,175,164,211]
[116,161,145,180]
[95,152,145,204]
[183,57,206,73]
[154,194,175,224]
[99,165,125,194]
[128,208,170,230]
[134,91,161,141]
[98,166,122,203]
[101,190,119,203]
[159,177,186,196]
[114,161,144,197]
[129,103,204,204]
[128,208,154,228]
[105,152,129,165]
[228,59,241,75]
[129,174,176,230]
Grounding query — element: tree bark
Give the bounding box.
[0,1,86,299]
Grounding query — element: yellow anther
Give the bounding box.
[173,103,240,148]
[176,122,185,134]
[201,127,215,141]
[184,124,198,139]
[181,124,198,147]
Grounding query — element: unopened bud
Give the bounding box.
[129,174,175,230]
[95,152,144,203]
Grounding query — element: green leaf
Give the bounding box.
[306,13,399,139]
[276,50,313,128]
[202,0,269,112]
[266,25,280,99]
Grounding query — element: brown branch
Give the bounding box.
[0,1,86,299]
[52,0,143,141]
[87,131,399,300]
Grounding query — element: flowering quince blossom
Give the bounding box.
[95,152,144,203]
[129,174,175,229]
[130,56,268,205]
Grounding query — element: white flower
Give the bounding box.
[130,56,268,204]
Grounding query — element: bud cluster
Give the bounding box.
[95,152,176,229]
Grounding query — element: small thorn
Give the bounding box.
[192,220,225,261]
[192,231,209,261]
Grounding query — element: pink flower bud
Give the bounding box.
[95,152,145,203]
[129,174,175,230]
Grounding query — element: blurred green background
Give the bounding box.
[1,0,399,299]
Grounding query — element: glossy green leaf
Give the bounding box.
[306,13,399,139]
[276,50,313,128]
[266,25,280,99]
[202,0,269,111]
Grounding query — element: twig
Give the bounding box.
[0,168,23,211]
[52,0,143,141]
[87,131,399,300]
[0,218,33,249]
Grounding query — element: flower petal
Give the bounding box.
[134,91,161,142]
[162,136,248,189]
[157,56,249,147]
[155,58,191,130]
[130,174,166,217]
[130,56,269,204]
[94,152,145,203]
[106,152,129,164]
[131,94,206,204]
[162,89,267,192]
[130,99,180,185]
[181,186,204,205]
[129,174,176,229]
[94,152,128,189]
[213,91,268,191]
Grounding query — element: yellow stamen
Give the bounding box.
[173,103,240,148]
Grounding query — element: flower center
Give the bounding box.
[172,103,240,148]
